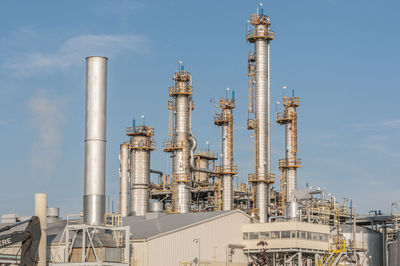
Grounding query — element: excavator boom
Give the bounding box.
[0,216,41,266]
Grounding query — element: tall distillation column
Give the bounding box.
[163,66,193,213]
[276,96,301,213]
[119,142,130,217]
[214,93,237,211]
[84,56,108,225]
[247,7,275,222]
[127,126,155,216]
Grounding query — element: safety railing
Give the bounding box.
[126,126,154,136]
[247,29,274,41]
[283,96,300,107]
[130,139,155,151]
[172,173,191,183]
[219,98,235,109]
[195,149,218,159]
[169,85,192,96]
[214,112,231,124]
[278,158,301,169]
[215,165,238,175]
[173,71,191,82]
[162,139,186,152]
[276,111,293,123]
[247,118,256,130]
[248,173,275,184]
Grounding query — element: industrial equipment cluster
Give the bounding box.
[0,5,399,266]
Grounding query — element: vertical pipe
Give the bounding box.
[266,40,271,218]
[119,142,130,217]
[35,193,47,266]
[84,56,107,225]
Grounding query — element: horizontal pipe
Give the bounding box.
[150,169,163,176]
[188,135,216,174]
[309,190,325,200]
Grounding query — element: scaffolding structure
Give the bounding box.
[51,224,130,266]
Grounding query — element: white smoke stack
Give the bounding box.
[83,56,108,225]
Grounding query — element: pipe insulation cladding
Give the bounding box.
[83,56,108,226]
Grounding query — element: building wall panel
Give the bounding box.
[146,212,250,266]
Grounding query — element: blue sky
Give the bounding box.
[0,0,399,218]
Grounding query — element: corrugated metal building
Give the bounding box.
[0,210,252,266]
[124,210,251,266]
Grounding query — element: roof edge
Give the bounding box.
[146,210,250,241]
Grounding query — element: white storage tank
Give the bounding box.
[149,201,163,213]
[388,232,400,266]
[1,213,19,224]
[342,224,383,266]
[47,207,60,223]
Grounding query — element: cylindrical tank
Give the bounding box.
[129,128,153,216]
[1,214,18,224]
[286,201,299,220]
[149,202,163,212]
[47,207,60,223]
[388,232,400,266]
[342,225,383,266]
[83,56,107,226]
[388,241,400,266]
[119,142,130,217]
[194,157,209,183]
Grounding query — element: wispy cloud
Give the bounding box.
[4,33,150,76]
[92,0,144,15]
[0,119,15,126]
[349,118,400,131]
[348,119,400,161]
[27,91,66,177]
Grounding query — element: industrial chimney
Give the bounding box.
[83,56,108,225]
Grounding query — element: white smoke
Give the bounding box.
[5,33,150,76]
[27,92,66,177]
